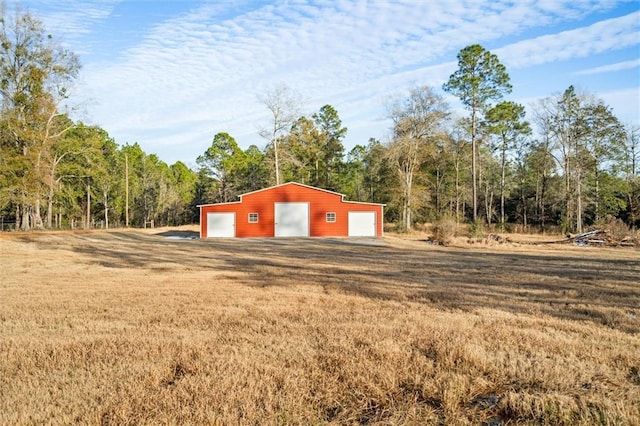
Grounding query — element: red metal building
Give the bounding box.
[199,182,384,238]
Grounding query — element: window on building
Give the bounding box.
[326,212,336,223]
[248,213,259,223]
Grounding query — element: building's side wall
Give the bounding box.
[200,204,230,238]
[342,202,384,237]
[200,183,383,238]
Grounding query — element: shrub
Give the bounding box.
[431,218,457,245]
[594,215,631,243]
[468,220,486,238]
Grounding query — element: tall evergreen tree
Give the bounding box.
[443,44,511,224]
[197,132,245,203]
[583,102,627,222]
[486,101,531,229]
[312,104,347,190]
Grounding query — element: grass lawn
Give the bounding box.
[1,227,639,424]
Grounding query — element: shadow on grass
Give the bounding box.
[154,230,199,239]
[59,231,640,333]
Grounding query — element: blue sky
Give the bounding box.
[11,0,640,166]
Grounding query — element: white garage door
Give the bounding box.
[348,211,376,237]
[206,212,235,237]
[274,202,309,237]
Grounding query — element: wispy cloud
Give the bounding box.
[19,0,122,54]
[16,0,640,163]
[496,12,639,68]
[574,59,640,75]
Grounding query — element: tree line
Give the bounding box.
[1,7,638,233]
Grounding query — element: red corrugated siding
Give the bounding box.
[200,183,383,238]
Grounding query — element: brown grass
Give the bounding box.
[1,227,639,424]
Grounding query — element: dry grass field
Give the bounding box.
[1,227,639,425]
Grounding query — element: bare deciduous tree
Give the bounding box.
[257,83,302,185]
[386,86,449,232]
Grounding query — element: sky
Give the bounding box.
[10,0,640,166]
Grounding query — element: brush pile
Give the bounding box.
[566,229,638,247]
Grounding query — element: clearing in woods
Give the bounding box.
[1,227,639,424]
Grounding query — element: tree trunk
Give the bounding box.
[34,199,43,229]
[273,132,281,186]
[564,155,572,233]
[455,157,460,224]
[522,191,527,228]
[103,188,109,230]
[628,191,637,228]
[485,183,494,226]
[47,194,53,229]
[21,203,30,231]
[540,173,547,232]
[594,166,600,223]
[520,178,527,228]
[435,168,441,218]
[500,144,507,231]
[86,182,91,230]
[471,109,478,222]
[125,154,130,227]
[15,205,21,230]
[404,171,412,232]
[576,168,583,234]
